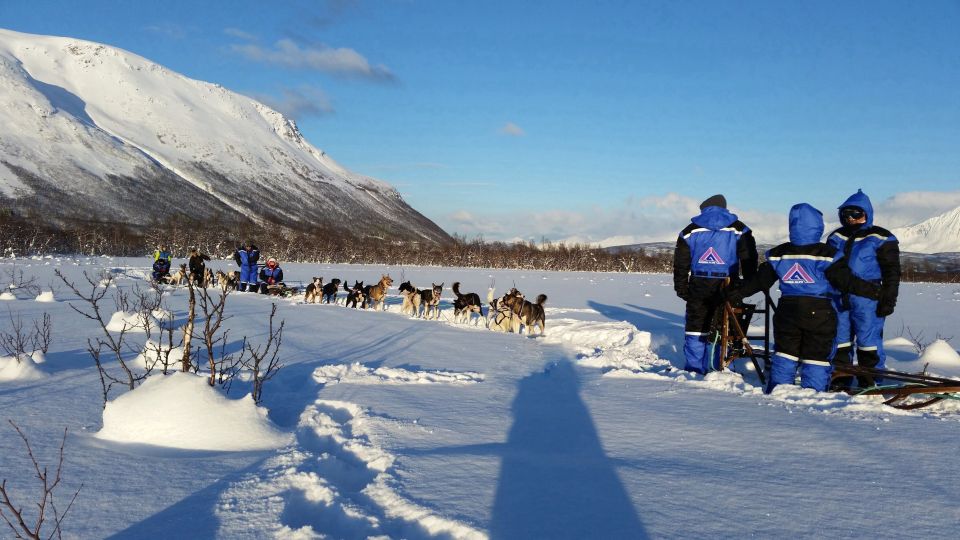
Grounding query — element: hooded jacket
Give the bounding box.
[673,206,758,295]
[826,190,900,308]
[732,203,880,302]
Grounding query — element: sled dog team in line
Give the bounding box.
[303,274,548,335]
[152,243,548,334]
[674,190,900,394]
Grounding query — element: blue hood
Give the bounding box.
[691,206,738,231]
[838,189,874,227]
[789,203,824,245]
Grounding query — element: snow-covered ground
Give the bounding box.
[1,256,959,539]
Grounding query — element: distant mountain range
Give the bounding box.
[0,28,449,244]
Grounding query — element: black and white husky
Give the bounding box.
[452,282,483,324]
[398,281,421,317]
[321,278,342,304]
[418,283,443,319]
[304,277,323,303]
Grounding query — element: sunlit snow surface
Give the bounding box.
[1,255,959,539]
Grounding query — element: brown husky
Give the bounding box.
[363,274,393,311]
[398,280,421,317]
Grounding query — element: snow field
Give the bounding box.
[2,256,960,538]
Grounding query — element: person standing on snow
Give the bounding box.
[726,203,881,393]
[826,189,900,389]
[258,257,284,294]
[188,247,211,287]
[233,242,260,292]
[673,194,759,374]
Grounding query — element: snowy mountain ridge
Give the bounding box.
[0,28,448,243]
[892,205,960,254]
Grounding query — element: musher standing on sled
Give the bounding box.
[726,203,881,392]
[673,194,758,374]
[826,189,901,389]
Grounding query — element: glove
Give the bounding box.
[876,299,895,317]
[676,287,690,301]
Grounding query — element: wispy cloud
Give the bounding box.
[248,87,334,120]
[499,122,526,137]
[874,190,960,228]
[144,23,189,40]
[223,27,257,41]
[364,162,448,173]
[230,38,395,82]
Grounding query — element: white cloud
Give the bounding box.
[230,39,395,82]
[499,122,525,137]
[873,190,960,228]
[144,23,189,40]
[439,190,960,248]
[249,87,334,119]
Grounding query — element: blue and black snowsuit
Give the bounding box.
[826,190,900,384]
[233,245,260,292]
[730,204,881,392]
[673,206,758,374]
[258,262,284,294]
[152,249,172,282]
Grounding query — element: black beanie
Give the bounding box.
[700,194,727,210]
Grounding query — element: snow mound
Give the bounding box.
[543,318,669,372]
[132,340,185,371]
[0,354,48,382]
[105,310,161,332]
[918,339,960,376]
[34,290,55,302]
[313,363,484,385]
[0,291,16,300]
[96,372,290,451]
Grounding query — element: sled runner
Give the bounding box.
[831,364,960,410]
[716,299,769,385]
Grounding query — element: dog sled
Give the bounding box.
[830,364,960,410]
[714,296,960,410]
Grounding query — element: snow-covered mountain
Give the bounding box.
[0,28,449,243]
[893,205,960,254]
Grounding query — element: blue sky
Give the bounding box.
[3,0,959,244]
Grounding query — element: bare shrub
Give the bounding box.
[238,303,285,404]
[0,421,82,540]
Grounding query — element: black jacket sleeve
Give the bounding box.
[876,240,901,315]
[825,257,881,300]
[672,236,691,298]
[738,230,759,280]
[728,262,777,303]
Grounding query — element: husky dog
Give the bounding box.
[452,282,483,324]
[322,278,341,304]
[166,264,188,286]
[363,275,393,311]
[344,280,365,309]
[304,277,324,303]
[213,269,241,291]
[508,291,547,335]
[398,281,421,317]
[201,267,214,288]
[417,283,443,319]
[487,288,522,333]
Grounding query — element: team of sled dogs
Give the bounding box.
[173,270,547,334]
[303,275,547,334]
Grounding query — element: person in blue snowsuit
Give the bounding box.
[152,245,173,282]
[826,190,901,389]
[673,194,758,374]
[233,243,260,292]
[258,257,284,294]
[727,203,882,392]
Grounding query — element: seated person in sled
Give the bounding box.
[258,257,285,295]
[152,245,173,282]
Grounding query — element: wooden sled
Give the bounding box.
[718,301,768,385]
[831,364,960,410]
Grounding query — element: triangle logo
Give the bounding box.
[782,262,815,284]
[698,247,725,265]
